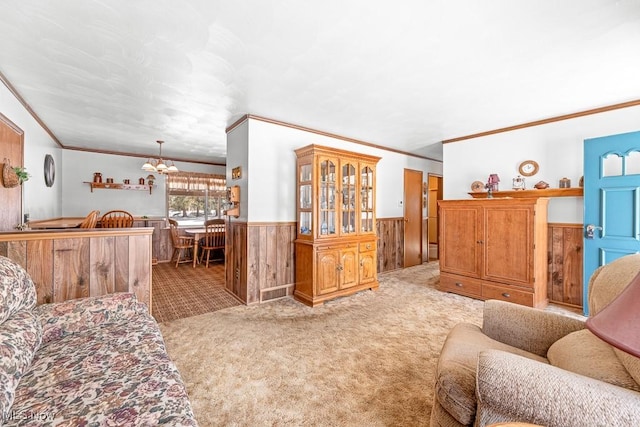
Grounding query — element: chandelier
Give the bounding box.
[141,140,179,174]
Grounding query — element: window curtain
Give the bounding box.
[167,172,226,196]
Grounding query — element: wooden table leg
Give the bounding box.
[192,238,199,268]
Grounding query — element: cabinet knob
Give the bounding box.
[455,282,463,287]
[501,292,510,298]
[336,264,344,271]
[476,240,484,244]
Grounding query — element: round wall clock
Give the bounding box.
[518,160,539,177]
[44,154,55,187]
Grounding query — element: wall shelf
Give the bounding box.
[84,182,154,194]
[468,187,583,199]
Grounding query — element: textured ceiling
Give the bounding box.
[1,0,640,164]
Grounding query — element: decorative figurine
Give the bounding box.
[559,177,571,188]
[512,175,526,191]
[485,174,500,198]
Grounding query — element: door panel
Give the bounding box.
[316,250,339,295]
[404,169,422,267]
[0,114,24,231]
[339,248,358,289]
[584,131,640,315]
[359,250,376,284]
[439,207,481,277]
[483,207,532,285]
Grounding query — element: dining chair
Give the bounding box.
[100,210,134,228]
[78,210,100,228]
[168,219,195,268]
[199,218,226,268]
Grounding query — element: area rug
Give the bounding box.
[152,262,241,323]
[160,262,487,426]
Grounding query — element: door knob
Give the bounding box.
[585,224,603,239]
[585,224,602,239]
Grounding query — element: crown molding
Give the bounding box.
[442,99,640,144]
[227,114,442,163]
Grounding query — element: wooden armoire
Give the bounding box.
[438,198,549,308]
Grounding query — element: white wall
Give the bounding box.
[226,121,249,222]
[244,118,442,222]
[443,105,640,223]
[60,150,224,219]
[1,83,62,222]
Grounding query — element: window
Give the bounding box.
[167,172,227,226]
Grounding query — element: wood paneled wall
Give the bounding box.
[0,228,152,310]
[547,223,583,308]
[222,219,584,308]
[226,221,296,304]
[377,218,404,273]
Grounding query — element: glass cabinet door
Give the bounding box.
[360,165,374,232]
[299,163,313,236]
[319,158,337,236]
[341,163,356,235]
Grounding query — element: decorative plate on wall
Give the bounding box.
[44,154,55,187]
[471,180,485,192]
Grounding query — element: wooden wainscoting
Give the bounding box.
[377,217,404,273]
[227,221,296,304]
[547,223,583,309]
[0,228,153,310]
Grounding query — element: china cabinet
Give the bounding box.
[294,144,380,306]
[438,198,549,308]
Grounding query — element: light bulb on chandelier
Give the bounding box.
[141,140,179,174]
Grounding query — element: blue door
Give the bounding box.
[583,130,640,315]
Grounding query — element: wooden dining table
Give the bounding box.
[184,228,206,268]
[185,226,225,268]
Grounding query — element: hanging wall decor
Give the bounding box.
[44,154,55,187]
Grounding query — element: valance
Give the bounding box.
[167,172,226,196]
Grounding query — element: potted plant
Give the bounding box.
[13,166,30,184]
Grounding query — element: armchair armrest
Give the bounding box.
[476,350,640,427]
[36,292,148,344]
[482,300,585,357]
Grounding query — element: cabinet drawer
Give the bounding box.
[482,283,534,307]
[359,241,375,252]
[439,273,482,297]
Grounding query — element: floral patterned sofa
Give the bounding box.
[0,255,198,426]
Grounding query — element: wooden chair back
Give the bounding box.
[100,210,134,228]
[79,210,100,228]
[202,219,225,250]
[168,218,192,248]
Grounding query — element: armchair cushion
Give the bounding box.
[37,293,147,344]
[434,322,547,425]
[547,329,640,392]
[0,256,36,322]
[0,310,41,419]
[482,300,586,357]
[615,349,640,385]
[476,350,640,427]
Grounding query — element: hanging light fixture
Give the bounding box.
[141,140,179,174]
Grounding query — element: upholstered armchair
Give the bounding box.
[431,254,640,427]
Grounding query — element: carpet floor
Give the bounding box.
[160,262,488,426]
[152,261,241,323]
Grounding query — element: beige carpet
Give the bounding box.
[160,262,490,426]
